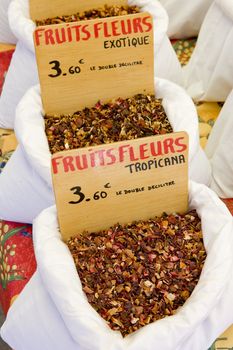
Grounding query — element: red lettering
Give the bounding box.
[75,155,88,170]
[90,152,96,167]
[95,150,105,166]
[139,143,149,159]
[163,138,175,154]
[55,28,66,44]
[66,25,72,42]
[51,156,63,174]
[71,25,81,41]
[94,22,103,38]
[174,137,187,152]
[106,148,116,165]
[45,29,55,45]
[81,24,91,40]
[119,145,130,162]
[150,141,163,156]
[63,156,75,172]
[129,146,139,161]
[111,20,121,36]
[142,16,153,32]
[34,28,45,46]
[133,17,143,33]
[103,22,111,37]
[121,19,132,35]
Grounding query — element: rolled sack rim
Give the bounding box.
[215,0,233,22]
[14,84,52,188]
[8,0,168,53]
[14,77,200,188]
[8,0,36,52]
[33,181,233,347]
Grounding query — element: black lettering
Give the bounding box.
[135,163,141,172]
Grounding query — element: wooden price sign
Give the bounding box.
[213,326,233,350]
[52,132,189,241]
[33,12,154,115]
[30,0,127,21]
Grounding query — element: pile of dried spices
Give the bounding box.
[35,5,140,26]
[67,210,206,337]
[45,95,173,154]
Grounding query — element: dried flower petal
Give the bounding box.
[45,95,172,154]
[67,210,206,337]
[36,5,140,26]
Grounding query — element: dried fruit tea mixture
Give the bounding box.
[67,210,206,337]
[36,5,140,26]
[45,95,173,154]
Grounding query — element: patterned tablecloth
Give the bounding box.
[0,40,232,350]
[0,46,38,316]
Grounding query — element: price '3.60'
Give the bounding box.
[69,185,110,204]
[48,59,84,78]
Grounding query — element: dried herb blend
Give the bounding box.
[36,5,140,26]
[45,95,173,154]
[68,210,206,337]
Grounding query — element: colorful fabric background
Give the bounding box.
[0,221,36,315]
[0,49,14,94]
[0,45,36,315]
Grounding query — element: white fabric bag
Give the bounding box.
[0,78,211,224]
[0,41,39,129]
[0,146,54,224]
[159,0,213,39]
[0,0,183,129]
[183,0,233,102]
[0,0,16,44]
[1,181,233,350]
[205,89,233,198]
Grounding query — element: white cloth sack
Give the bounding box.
[0,78,211,224]
[0,146,54,223]
[1,181,233,350]
[159,0,213,39]
[0,0,183,129]
[205,89,233,198]
[0,40,39,129]
[0,0,16,44]
[183,0,233,102]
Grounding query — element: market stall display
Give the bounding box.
[1,1,233,349]
[0,78,211,223]
[1,181,233,350]
[0,0,183,129]
[0,20,199,319]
